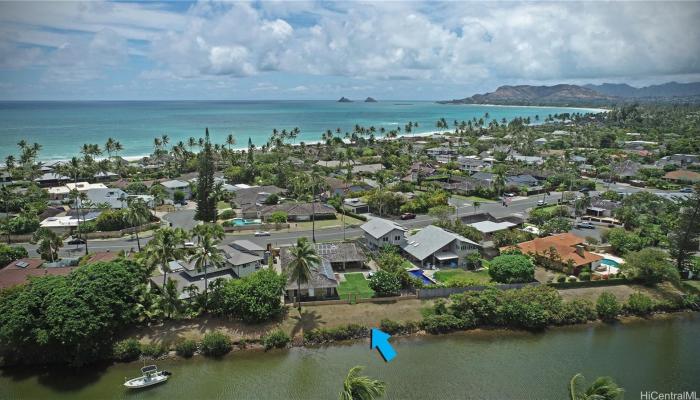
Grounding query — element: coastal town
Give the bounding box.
[1,103,699,379]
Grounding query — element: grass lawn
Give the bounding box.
[434,269,492,285]
[536,204,561,212]
[292,214,364,230]
[337,273,375,299]
[216,200,230,210]
[452,194,495,203]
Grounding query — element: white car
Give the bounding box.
[184,241,195,248]
[537,200,546,206]
[254,231,271,237]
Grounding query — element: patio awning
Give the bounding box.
[434,251,458,261]
[587,207,606,212]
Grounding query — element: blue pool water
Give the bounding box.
[409,269,434,285]
[601,258,620,267]
[232,218,261,226]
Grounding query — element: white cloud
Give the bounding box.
[1,1,699,97]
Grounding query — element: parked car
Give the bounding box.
[576,222,595,229]
[537,200,546,206]
[67,236,85,245]
[254,231,270,237]
[184,241,195,248]
[505,192,516,197]
[400,212,416,220]
[679,187,693,193]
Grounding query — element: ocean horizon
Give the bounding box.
[0,100,604,162]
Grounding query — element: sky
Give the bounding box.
[1,1,699,101]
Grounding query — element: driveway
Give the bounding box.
[162,209,199,231]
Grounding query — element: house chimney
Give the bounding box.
[575,245,585,257]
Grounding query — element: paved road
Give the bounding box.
[18,182,686,257]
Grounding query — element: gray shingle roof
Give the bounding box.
[402,225,478,261]
[360,217,406,239]
[280,247,338,291]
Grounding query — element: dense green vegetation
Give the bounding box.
[488,254,535,283]
[0,259,145,366]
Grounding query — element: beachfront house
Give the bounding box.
[361,217,407,250]
[401,225,480,269]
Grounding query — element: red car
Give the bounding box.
[400,213,416,220]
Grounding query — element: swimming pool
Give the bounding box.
[409,269,435,285]
[232,218,262,226]
[601,258,619,267]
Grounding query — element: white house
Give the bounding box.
[361,217,407,250]
[159,180,191,200]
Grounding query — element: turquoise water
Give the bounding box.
[409,269,435,285]
[601,259,620,267]
[232,218,261,226]
[0,101,603,161]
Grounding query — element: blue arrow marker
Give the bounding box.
[371,328,397,362]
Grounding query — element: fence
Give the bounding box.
[417,282,539,299]
[223,223,289,232]
[296,294,418,307]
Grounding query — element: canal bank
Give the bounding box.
[1,313,698,400]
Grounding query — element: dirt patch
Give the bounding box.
[130,299,434,344]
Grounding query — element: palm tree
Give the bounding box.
[188,230,224,311]
[0,186,13,243]
[226,133,236,151]
[144,227,187,287]
[123,198,150,251]
[339,366,386,400]
[286,238,320,311]
[157,278,182,319]
[569,373,624,400]
[32,227,63,262]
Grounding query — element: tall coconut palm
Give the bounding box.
[226,133,236,151]
[123,197,150,251]
[286,237,320,311]
[0,185,13,243]
[188,231,224,311]
[144,227,187,288]
[157,278,182,319]
[569,373,624,400]
[339,366,386,400]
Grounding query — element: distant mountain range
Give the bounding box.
[439,82,700,106]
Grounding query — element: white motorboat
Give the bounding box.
[123,365,171,389]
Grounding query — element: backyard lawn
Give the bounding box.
[434,269,492,285]
[337,273,375,299]
[452,194,495,203]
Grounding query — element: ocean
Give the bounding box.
[0,101,603,161]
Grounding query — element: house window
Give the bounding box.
[394,236,401,241]
[383,237,388,242]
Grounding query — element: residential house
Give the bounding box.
[232,185,286,208]
[586,198,621,217]
[315,160,356,168]
[503,233,603,275]
[456,156,492,173]
[663,169,700,184]
[315,242,366,270]
[509,155,544,166]
[242,202,336,221]
[656,154,700,168]
[0,258,76,290]
[361,217,407,250]
[468,220,517,241]
[533,137,548,146]
[280,245,338,301]
[344,198,370,214]
[402,225,480,269]
[40,210,102,234]
[150,241,264,299]
[324,177,373,197]
[159,180,191,200]
[34,172,70,187]
[352,163,385,175]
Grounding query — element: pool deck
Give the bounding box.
[592,252,625,264]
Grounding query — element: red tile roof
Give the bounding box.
[0,267,76,289]
[5,258,44,270]
[663,169,700,183]
[502,233,603,267]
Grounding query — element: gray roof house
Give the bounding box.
[402,225,480,268]
[361,217,407,250]
[280,246,338,301]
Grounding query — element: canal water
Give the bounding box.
[1,313,698,400]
